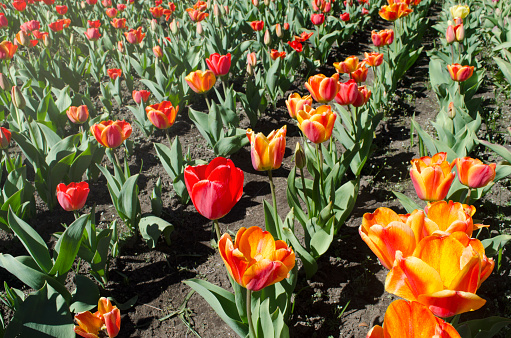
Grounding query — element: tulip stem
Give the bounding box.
[73,211,80,220]
[465,188,471,204]
[113,151,123,173]
[246,290,255,338]
[299,167,311,214]
[166,128,173,147]
[214,219,221,242]
[450,44,455,64]
[316,143,324,189]
[268,170,280,234]
[204,95,212,111]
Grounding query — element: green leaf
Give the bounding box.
[393,191,421,213]
[183,279,248,337]
[258,298,275,338]
[310,217,335,258]
[118,174,140,223]
[139,214,174,248]
[213,132,249,157]
[456,317,511,338]
[281,226,317,279]
[477,139,511,163]
[70,275,100,313]
[4,283,74,337]
[49,214,88,275]
[481,235,511,257]
[8,209,52,274]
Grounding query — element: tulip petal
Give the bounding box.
[418,290,486,318]
[383,300,440,337]
[366,222,416,269]
[242,259,288,291]
[238,227,275,260]
[191,180,231,220]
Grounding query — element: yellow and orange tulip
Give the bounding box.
[145,101,179,129]
[366,300,461,338]
[424,200,474,237]
[409,152,455,202]
[447,63,474,82]
[75,297,121,338]
[385,232,493,318]
[296,105,336,144]
[333,55,359,74]
[90,120,132,149]
[379,3,412,21]
[246,126,286,171]
[304,73,341,103]
[218,226,295,291]
[456,157,496,189]
[285,93,312,119]
[185,70,216,94]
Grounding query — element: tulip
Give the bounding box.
[450,4,469,19]
[132,90,151,104]
[409,152,455,202]
[185,70,216,94]
[219,226,295,291]
[186,8,209,22]
[0,73,12,91]
[379,3,413,21]
[362,8,369,15]
[305,73,341,103]
[90,120,132,149]
[423,200,474,237]
[246,126,286,171]
[75,297,121,338]
[366,300,461,338]
[117,41,124,52]
[11,86,26,109]
[86,0,97,4]
[15,30,34,48]
[250,20,264,31]
[88,20,101,28]
[447,63,474,82]
[102,0,112,6]
[13,0,27,11]
[107,68,122,80]
[246,52,257,75]
[56,182,90,211]
[0,127,12,150]
[385,232,493,317]
[184,157,244,223]
[66,105,89,124]
[294,142,306,169]
[286,93,312,119]
[360,208,425,269]
[340,12,350,21]
[124,27,145,44]
[294,31,313,43]
[333,55,359,74]
[20,20,40,32]
[275,23,283,38]
[456,157,496,189]
[48,19,71,32]
[270,49,286,60]
[352,85,371,107]
[287,40,303,53]
[296,105,336,144]
[311,13,325,25]
[371,29,394,47]
[105,8,118,18]
[351,64,368,83]
[0,14,8,29]
[152,46,163,58]
[145,101,178,129]
[111,18,127,29]
[334,79,358,105]
[117,4,126,11]
[206,53,231,77]
[364,52,383,67]
[284,23,289,30]
[84,28,101,41]
[55,5,67,14]
[0,41,18,60]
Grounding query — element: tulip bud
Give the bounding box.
[446,25,455,44]
[264,0,270,6]
[294,142,306,169]
[196,22,203,35]
[447,102,455,119]
[70,33,74,45]
[0,127,11,150]
[11,86,26,110]
[252,0,259,6]
[170,19,178,34]
[455,23,465,41]
[153,46,163,58]
[223,5,228,15]
[17,31,30,47]
[151,19,158,31]
[117,41,124,52]
[81,1,86,8]
[455,17,463,25]
[264,29,271,45]
[0,73,12,91]
[214,3,220,17]
[275,23,282,38]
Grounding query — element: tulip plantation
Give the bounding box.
[1,0,511,337]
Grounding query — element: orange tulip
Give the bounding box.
[296,105,336,144]
[285,93,312,119]
[75,297,121,338]
[351,64,368,83]
[246,126,286,171]
[186,8,209,22]
[270,49,286,60]
[364,52,384,67]
[304,73,341,103]
[250,20,264,31]
[366,300,461,338]
[424,200,474,237]
[352,85,371,107]
[90,120,132,149]
[333,55,359,74]
[110,18,126,29]
[455,157,496,189]
[385,232,493,317]
[371,29,394,47]
[124,27,145,44]
[447,63,474,82]
[409,152,455,202]
[145,101,178,129]
[218,226,295,291]
[185,70,216,94]
[66,105,89,124]
[0,41,18,60]
[107,68,122,80]
[379,3,412,21]
[359,208,425,269]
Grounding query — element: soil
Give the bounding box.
[2,6,511,338]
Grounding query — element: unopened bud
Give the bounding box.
[275,23,282,38]
[196,22,203,35]
[294,142,306,169]
[264,0,270,6]
[69,33,74,45]
[507,126,511,137]
[223,5,228,15]
[81,1,86,8]
[446,25,455,44]
[455,23,465,41]
[153,46,163,58]
[17,31,30,47]
[247,62,253,76]
[117,41,124,52]
[43,34,52,48]
[264,29,271,45]
[0,73,12,91]
[252,0,259,6]
[214,3,220,17]
[447,102,456,119]
[11,86,26,110]
[170,19,178,34]
[151,19,158,31]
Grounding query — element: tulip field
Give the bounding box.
[1,0,511,336]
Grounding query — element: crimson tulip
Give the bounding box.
[206,53,231,77]
[132,90,151,104]
[55,5,67,14]
[56,182,90,211]
[184,157,244,221]
[107,68,122,80]
[335,79,358,105]
[0,127,11,150]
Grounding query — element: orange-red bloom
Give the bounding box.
[185,70,216,94]
[364,52,384,67]
[0,41,18,60]
[107,68,122,80]
[335,79,358,105]
[186,8,209,22]
[334,55,359,74]
[111,18,126,29]
[385,232,493,318]
[371,29,394,47]
[296,105,336,144]
[124,27,145,44]
[74,297,121,338]
[0,127,12,150]
[366,300,461,338]
[409,152,455,202]
[351,64,368,83]
[145,101,178,129]
[55,5,67,14]
[456,157,496,189]
[206,53,231,76]
[90,120,132,149]
[48,19,71,32]
[447,63,474,82]
[219,226,295,291]
[66,105,89,124]
[352,85,371,107]
[105,7,118,18]
[250,20,264,31]
[287,40,303,53]
[246,126,286,171]
[132,90,151,104]
[305,73,341,103]
[270,49,286,60]
[423,200,474,237]
[56,182,90,212]
[286,93,312,119]
[88,20,101,28]
[379,3,413,21]
[13,0,27,11]
[84,28,101,41]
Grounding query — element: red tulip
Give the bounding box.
[311,13,325,25]
[132,90,151,104]
[56,182,90,211]
[184,157,244,220]
[88,20,101,28]
[0,127,12,149]
[340,12,350,21]
[107,68,122,80]
[105,8,118,18]
[250,20,264,31]
[0,41,18,60]
[66,105,89,124]
[124,27,145,44]
[335,79,358,105]
[270,49,286,60]
[371,29,394,47]
[55,5,68,14]
[206,53,231,77]
[287,40,303,53]
[48,19,71,32]
[111,18,126,29]
[20,20,40,32]
[13,0,27,11]
[352,85,371,107]
[84,28,101,41]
